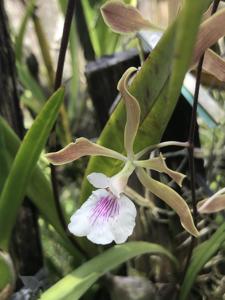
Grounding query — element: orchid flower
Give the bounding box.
[46,67,198,245]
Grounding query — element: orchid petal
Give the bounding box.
[46,137,126,165]
[192,8,225,66]
[203,49,225,82]
[117,67,140,158]
[110,161,135,196]
[88,162,135,197]
[87,173,110,189]
[198,188,225,213]
[136,168,199,237]
[68,189,136,245]
[101,0,154,34]
[134,153,186,187]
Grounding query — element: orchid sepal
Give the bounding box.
[100,0,160,34]
[136,167,199,237]
[46,137,126,165]
[198,187,225,214]
[117,67,140,159]
[133,153,186,187]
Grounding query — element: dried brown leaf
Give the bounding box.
[203,49,225,82]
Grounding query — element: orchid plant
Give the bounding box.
[46,67,198,245]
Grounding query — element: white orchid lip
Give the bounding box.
[89,193,119,225]
[68,189,137,245]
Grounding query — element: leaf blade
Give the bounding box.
[40,241,176,300]
[179,223,225,300]
[0,88,64,251]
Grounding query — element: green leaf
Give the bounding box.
[0,117,84,260]
[0,252,14,291]
[0,88,64,251]
[0,128,12,191]
[15,0,36,62]
[17,63,46,107]
[82,0,101,56]
[167,0,207,111]
[80,0,212,203]
[179,222,225,300]
[40,241,176,300]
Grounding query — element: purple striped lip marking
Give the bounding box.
[90,194,120,224]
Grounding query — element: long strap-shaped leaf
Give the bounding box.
[40,241,177,300]
[179,222,225,300]
[0,88,64,251]
[0,117,85,259]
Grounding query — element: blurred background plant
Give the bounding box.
[1,0,225,299]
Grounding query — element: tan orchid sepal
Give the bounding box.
[190,8,225,82]
[46,137,126,165]
[192,9,225,66]
[117,67,140,159]
[136,168,199,237]
[198,188,225,214]
[101,0,161,34]
[134,153,186,187]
